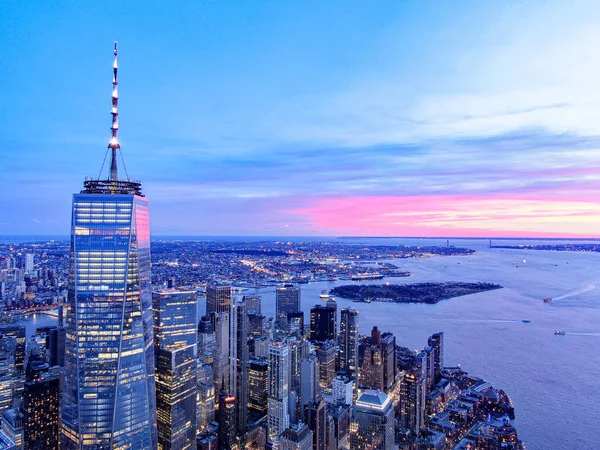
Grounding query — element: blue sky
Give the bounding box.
[2,0,600,236]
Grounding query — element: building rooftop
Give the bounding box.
[355,389,390,410]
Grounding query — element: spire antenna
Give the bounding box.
[108,40,120,181]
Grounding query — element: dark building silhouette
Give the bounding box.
[310,305,336,342]
[23,359,60,450]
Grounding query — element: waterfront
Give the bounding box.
[231,238,600,450]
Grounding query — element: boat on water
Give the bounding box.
[522,320,531,323]
[350,272,384,281]
[543,297,552,303]
[555,330,566,336]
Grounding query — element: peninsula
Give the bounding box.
[330,282,502,304]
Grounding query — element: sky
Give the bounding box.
[2,0,600,237]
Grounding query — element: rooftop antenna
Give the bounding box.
[109,41,121,181]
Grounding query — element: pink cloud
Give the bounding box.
[289,195,600,237]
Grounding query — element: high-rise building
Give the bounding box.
[232,299,249,435]
[304,399,326,450]
[23,359,60,450]
[24,255,34,274]
[310,305,336,342]
[276,284,300,322]
[217,392,236,449]
[61,43,157,450]
[0,325,25,374]
[248,359,269,419]
[47,327,65,367]
[381,332,397,391]
[267,341,290,443]
[206,281,232,315]
[1,408,23,449]
[349,390,395,450]
[153,289,197,450]
[0,336,16,418]
[400,370,425,435]
[338,308,359,384]
[196,364,215,434]
[286,311,305,337]
[212,311,231,397]
[332,374,353,406]
[197,315,216,366]
[279,422,314,450]
[316,341,337,392]
[300,354,319,408]
[428,332,444,384]
[243,295,261,315]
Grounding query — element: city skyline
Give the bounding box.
[2,0,600,238]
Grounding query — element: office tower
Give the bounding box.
[359,343,384,391]
[198,315,216,365]
[23,359,60,450]
[423,346,435,393]
[329,404,350,449]
[206,281,232,315]
[253,336,270,359]
[279,422,314,450]
[310,305,336,342]
[300,354,319,408]
[247,313,265,339]
[153,289,197,349]
[338,308,358,384]
[212,312,231,397]
[332,374,353,406]
[248,359,269,419]
[2,408,23,449]
[400,371,425,434]
[218,393,237,449]
[316,341,336,392]
[232,299,249,435]
[0,325,25,374]
[47,328,65,367]
[381,332,397,391]
[0,336,16,419]
[276,284,300,327]
[304,398,326,450]
[243,295,261,315]
[268,341,290,443]
[428,332,444,384]
[349,390,395,450]
[61,43,157,450]
[24,255,34,274]
[287,311,304,337]
[153,289,197,450]
[196,364,215,434]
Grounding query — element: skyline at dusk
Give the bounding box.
[2,0,600,237]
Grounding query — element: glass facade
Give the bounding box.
[153,290,198,450]
[61,192,157,449]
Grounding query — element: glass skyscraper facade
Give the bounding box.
[61,192,157,449]
[61,43,158,450]
[153,289,198,450]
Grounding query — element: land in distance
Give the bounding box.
[330,282,502,304]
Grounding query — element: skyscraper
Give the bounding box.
[268,341,290,443]
[153,289,198,450]
[206,281,232,315]
[23,359,60,450]
[248,359,269,419]
[400,370,425,435]
[349,390,395,450]
[338,307,359,384]
[232,299,249,435]
[61,43,157,450]
[310,305,336,342]
[276,284,300,328]
[316,341,336,392]
[428,332,444,384]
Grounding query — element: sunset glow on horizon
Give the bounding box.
[2,1,600,237]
